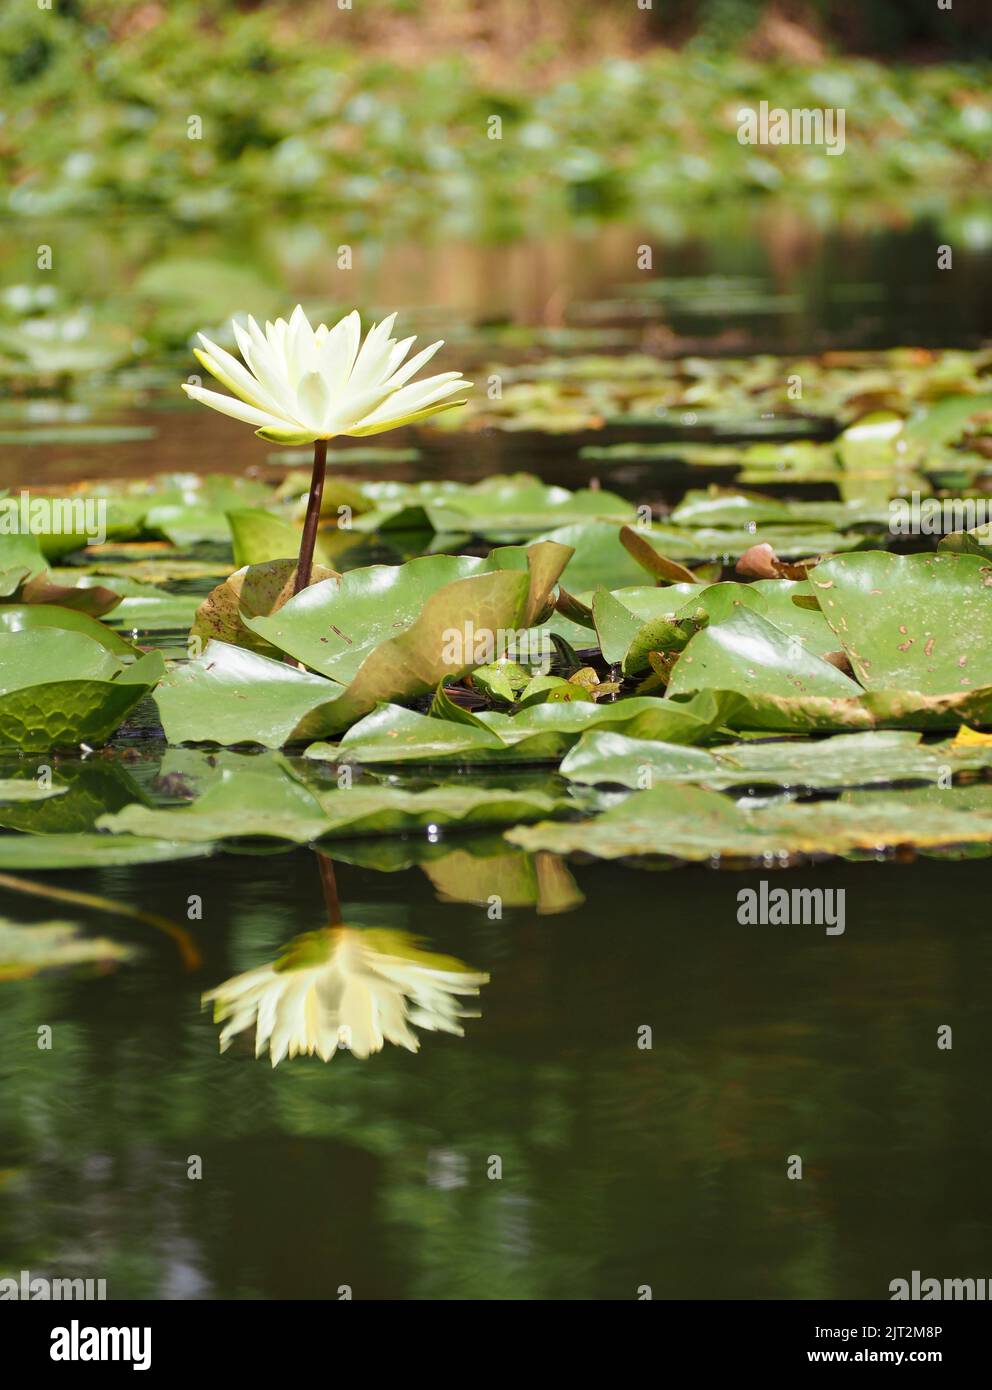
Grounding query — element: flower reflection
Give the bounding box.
[203,927,488,1067]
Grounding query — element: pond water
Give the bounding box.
[1,210,991,1300]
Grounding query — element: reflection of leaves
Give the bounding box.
[423,847,583,914]
[0,917,132,981]
[0,759,146,834]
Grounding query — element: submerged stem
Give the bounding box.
[0,873,202,971]
[316,852,343,927]
[293,438,328,594]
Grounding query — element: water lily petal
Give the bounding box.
[352,373,470,429]
[194,339,289,419]
[181,383,286,430]
[382,338,444,392]
[254,423,324,444]
[347,313,398,394]
[296,370,332,430]
[347,397,468,436]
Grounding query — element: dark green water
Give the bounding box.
[3,847,992,1299]
[1,213,991,1300]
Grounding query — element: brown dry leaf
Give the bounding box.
[619,525,702,585]
[736,542,814,581]
[19,571,122,617]
[191,558,338,654]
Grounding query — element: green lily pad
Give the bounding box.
[0,833,214,869]
[539,521,861,591]
[352,474,635,540]
[308,687,736,765]
[560,729,992,791]
[98,756,565,843]
[190,558,339,655]
[162,543,571,743]
[0,778,67,802]
[227,507,338,569]
[246,543,570,682]
[810,551,992,694]
[0,603,138,657]
[507,782,992,864]
[155,641,346,748]
[670,488,886,531]
[666,606,861,701]
[0,630,164,752]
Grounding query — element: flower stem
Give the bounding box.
[294,438,328,593]
[316,852,343,926]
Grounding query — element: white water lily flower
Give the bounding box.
[182,305,472,444]
[203,927,488,1067]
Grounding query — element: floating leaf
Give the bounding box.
[155,641,346,748]
[0,630,163,751]
[560,729,992,791]
[809,552,992,694]
[308,687,736,765]
[0,833,213,869]
[98,757,565,844]
[0,603,138,657]
[227,508,338,569]
[666,606,861,701]
[508,782,992,864]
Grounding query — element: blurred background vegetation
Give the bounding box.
[1,1,988,234]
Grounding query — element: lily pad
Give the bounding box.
[155,641,346,748]
[351,474,635,540]
[666,606,860,701]
[539,521,861,591]
[308,687,736,765]
[507,782,992,864]
[190,558,339,654]
[245,543,571,682]
[809,551,992,694]
[560,729,992,791]
[98,757,565,843]
[0,833,214,869]
[227,507,339,569]
[0,630,164,752]
[0,603,138,657]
